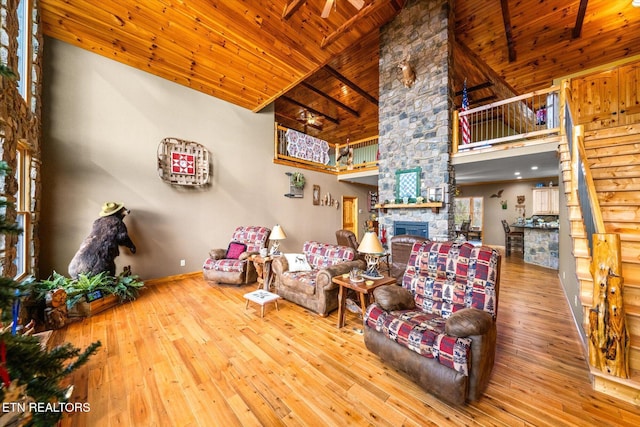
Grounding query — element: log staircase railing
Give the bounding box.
[561,81,632,388]
[563,84,606,252]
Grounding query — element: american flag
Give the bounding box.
[461,79,471,145]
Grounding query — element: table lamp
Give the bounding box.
[269,224,287,255]
[357,231,385,279]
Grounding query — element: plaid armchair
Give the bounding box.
[364,241,501,405]
[202,226,271,285]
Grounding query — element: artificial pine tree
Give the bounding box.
[0,66,101,426]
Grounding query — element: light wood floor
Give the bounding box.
[54,257,640,426]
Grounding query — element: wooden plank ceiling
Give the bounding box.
[41,1,640,146]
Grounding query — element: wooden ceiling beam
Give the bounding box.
[281,96,340,124]
[454,81,494,96]
[320,0,381,49]
[323,65,378,106]
[282,0,306,20]
[572,0,589,39]
[500,0,516,62]
[300,82,360,117]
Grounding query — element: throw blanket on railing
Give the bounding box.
[285,129,330,165]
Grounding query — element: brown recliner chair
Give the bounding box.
[335,229,364,261]
[390,234,429,283]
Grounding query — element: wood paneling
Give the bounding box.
[53,257,640,426]
[40,1,640,146]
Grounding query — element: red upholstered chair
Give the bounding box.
[203,226,271,285]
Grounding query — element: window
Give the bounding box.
[14,141,31,279]
[455,197,484,230]
[16,0,32,101]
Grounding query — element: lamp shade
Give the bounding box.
[271,224,287,240]
[357,231,384,254]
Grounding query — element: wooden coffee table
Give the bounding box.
[333,274,396,328]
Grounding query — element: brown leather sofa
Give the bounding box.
[272,240,365,316]
[389,234,429,282]
[364,241,501,405]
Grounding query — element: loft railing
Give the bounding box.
[274,123,378,173]
[453,85,561,153]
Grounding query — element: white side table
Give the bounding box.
[243,290,280,318]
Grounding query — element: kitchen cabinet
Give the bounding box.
[532,187,559,215]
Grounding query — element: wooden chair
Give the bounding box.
[459,221,471,240]
[501,220,524,256]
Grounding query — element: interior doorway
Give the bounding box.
[342,196,358,239]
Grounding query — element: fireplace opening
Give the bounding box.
[394,221,428,239]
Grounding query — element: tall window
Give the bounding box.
[455,197,484,230]
[14,141,31,279]
[16,0,32,101]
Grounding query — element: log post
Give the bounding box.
[588,233,629,378]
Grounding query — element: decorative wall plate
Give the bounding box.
[157,137,210,186]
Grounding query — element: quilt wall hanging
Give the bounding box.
[285,129,330,165]
[157,137,210,186]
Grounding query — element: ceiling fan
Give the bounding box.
[298,109,325,129]
[321,0,365,18]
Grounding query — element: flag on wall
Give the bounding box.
[461,79,471,145]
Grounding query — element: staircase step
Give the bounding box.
[625,283,640,307]
[584,123,640,140]
[591,368,640,406]
[626,305,640,338]
[594,177,640,192]
[621,240,640,265]
[590,165,640,179]
[623,262,640,286]
[601,206,640,223]
[584,134,640,151]
[597,190,640,206]
[604,222,640,242]
[589,154,640,169]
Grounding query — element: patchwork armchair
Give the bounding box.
[202,226,271,285]
[364,241,501,405]
[272,240,365,316]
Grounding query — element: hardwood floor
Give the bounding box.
[53,257,640,426]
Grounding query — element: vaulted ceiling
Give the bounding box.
[41,0,640,145]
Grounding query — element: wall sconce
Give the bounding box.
[398,59,416,88]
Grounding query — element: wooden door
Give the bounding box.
[619,63,640,126]
[342,196,358,238]
[571,69,618,131]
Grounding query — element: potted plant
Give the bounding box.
[292,172,305,189]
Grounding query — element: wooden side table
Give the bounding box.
[332,275,396,328]
[250,254,274,290]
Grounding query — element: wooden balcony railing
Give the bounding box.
[274,124,378,174]
[452,85,561,154]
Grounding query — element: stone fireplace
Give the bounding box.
[377,0,455,244]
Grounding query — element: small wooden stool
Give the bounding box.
[243,290,280,318]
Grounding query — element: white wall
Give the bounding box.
[40,38,371,280]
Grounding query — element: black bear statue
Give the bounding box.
[68,201,137,279]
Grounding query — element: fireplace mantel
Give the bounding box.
[375,202,443,213]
